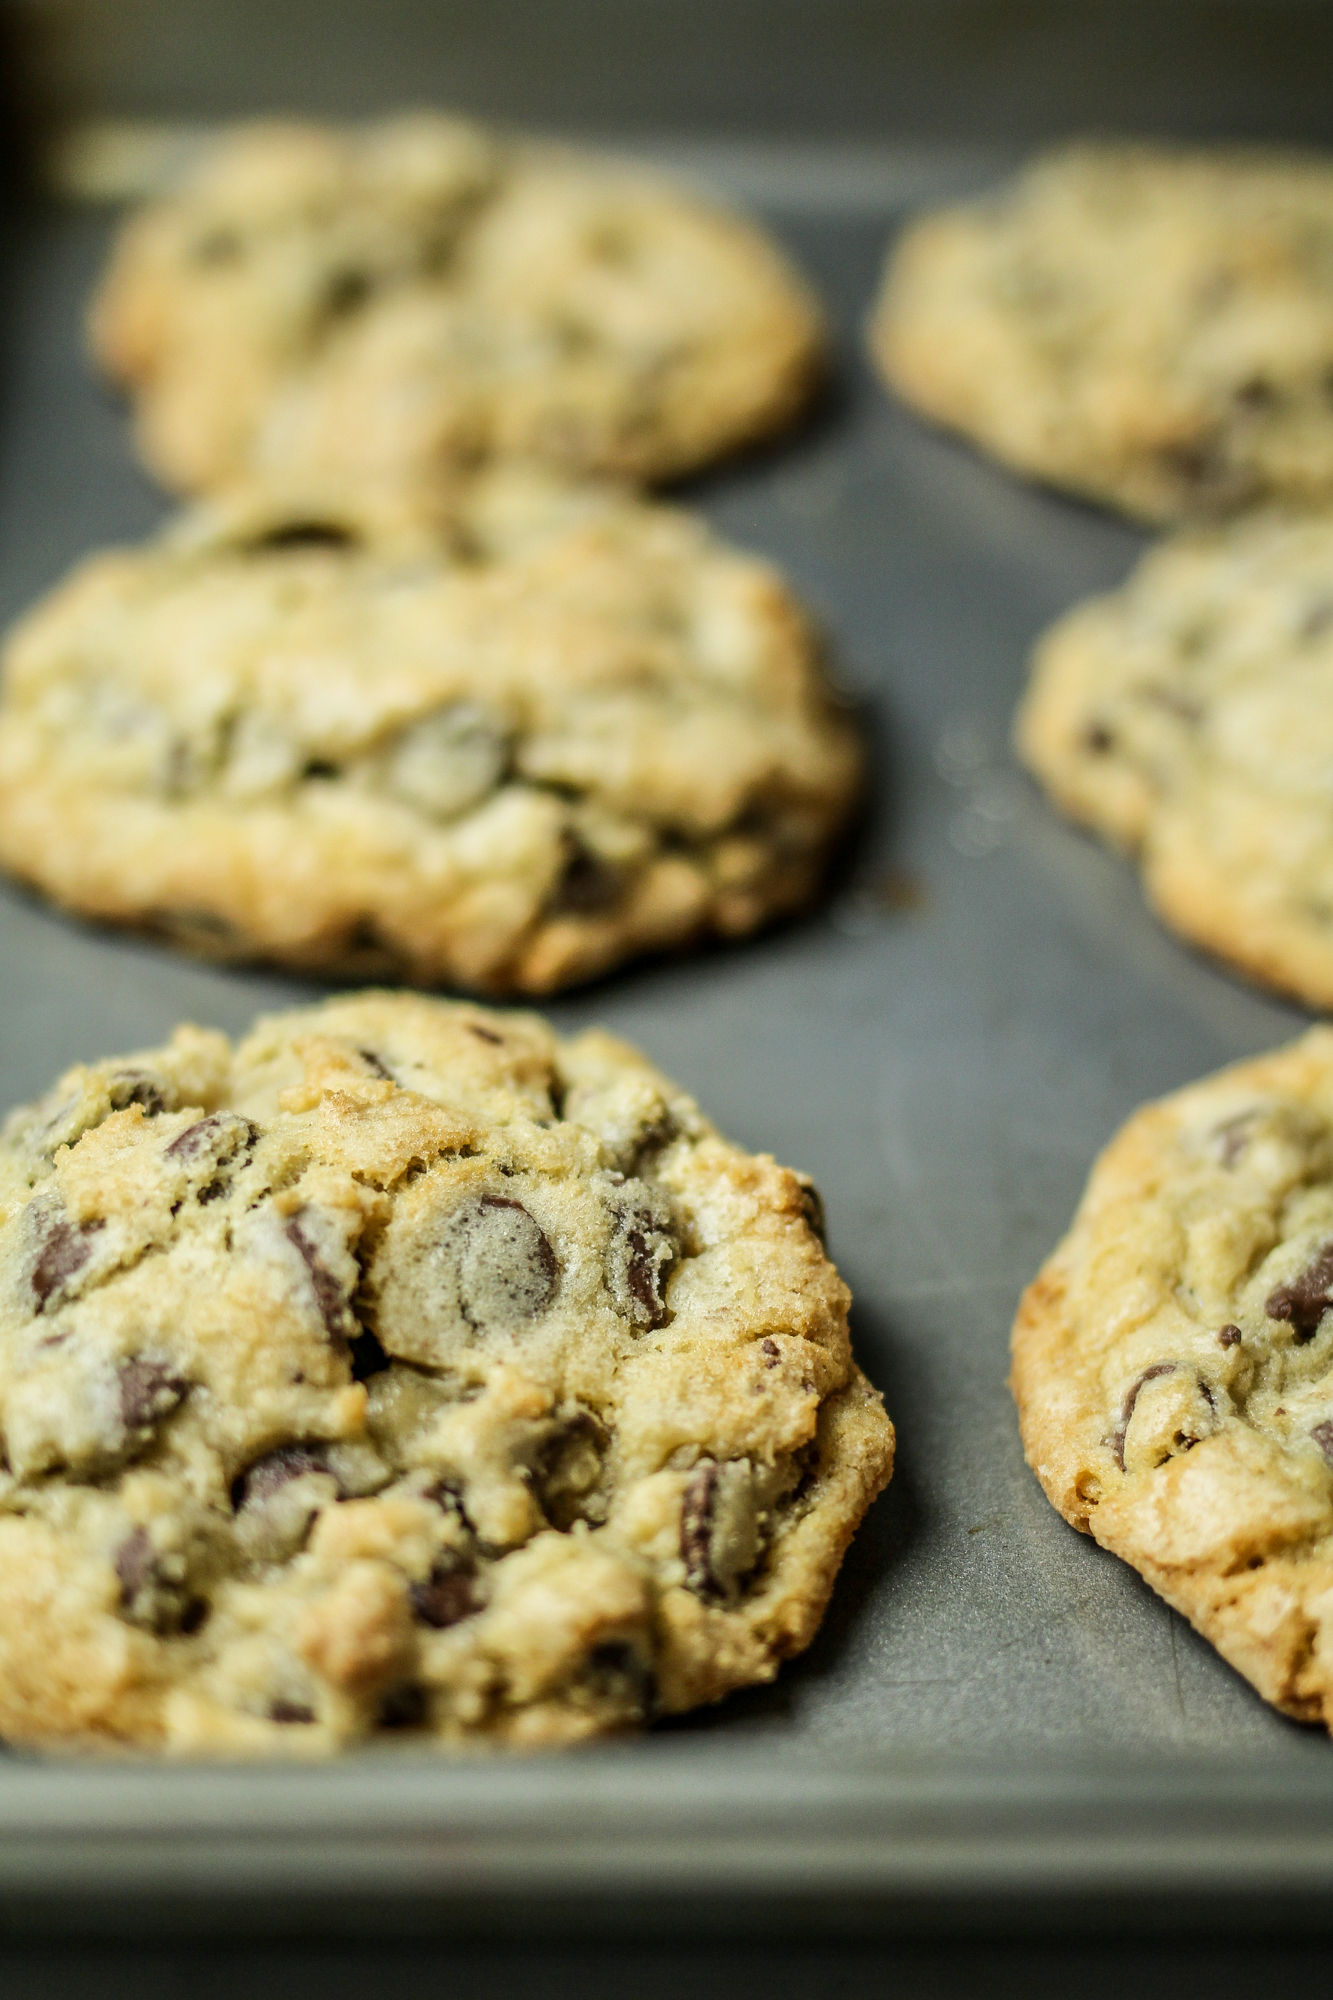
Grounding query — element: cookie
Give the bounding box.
[1016,506,1333,1011]
[0,989,894,1753]
[90,114,826,495]
[1009,1026,1333,1730]
[871,144,1333,523]
[0,468,860,992]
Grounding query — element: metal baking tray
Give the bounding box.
[1,144,1332,1940]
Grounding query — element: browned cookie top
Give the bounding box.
[0,469,861,992]
[0,992,894,1753]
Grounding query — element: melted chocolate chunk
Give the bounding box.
[244,520,358,554]
[1233,375,1277,410]
[349,1328,391,1382]
[107,1072,168,1117]
[1266,1243,1333,1343]
[680,1462,720,1598]
[321,267,374,318]
[357,1047,394,1081]
[1312,1421,1333,1468]
[114,1527,156,1605]
[114,1527,197,1634]
[549,840,622,914]
[458,1195,558,1326]
[118,1358,189,1436]
[760,1337,780,1368]
[796,1179,827,1245]
[31,1217,102,1313]
[585,1640,655,1719]
[1218,1324,1243,1348]
[625,1222,671,1328]
[378,1683,427,1730]
[536,1409,606,1529]
[270,1700,316,1725]
[1111,1362,1177,1471]
[165,1111,257,1166]
[285,1216,352,1339]
[409,1555,480,1630]
[233,1442,330,1511]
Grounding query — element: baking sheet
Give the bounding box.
[0,155,1331,1935]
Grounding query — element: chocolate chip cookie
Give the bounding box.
[1011,1026,1333,1730]
[91,114,826,495]
[0,469,860,991]
[1016,506,1333,1010]
[0,991,894,1752]
[871,145,1333,522]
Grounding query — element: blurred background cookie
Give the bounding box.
[1016,506,1333,1010]
[91,113,827,496]
[871,144,1333,522]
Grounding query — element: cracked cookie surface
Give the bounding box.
[1011,1027,1333,1731]
[0,991,894,1753]
[872,145,1333,522]
[0,469,860,992]
[1016,507,1333,1011]
[91,114,826,495]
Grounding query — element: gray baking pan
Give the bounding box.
[0,149,1331,1940]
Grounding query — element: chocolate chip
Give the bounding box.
[321,267,374,318]
[535,1409,606,1529]
[270,1701,316,1725]
[232,1442,330,1511]
[549,839,622,914]
[680,1462,720,1598]
[165,1111,257,1166]
[178,1597,209,1635]
[409,1555,480,1629]
[1111,1362,1177,1471]
[1266,1243,1333,1343]
[796,1179,827,1245]
[114,1528,156,1606]
[625,1224,671,1328]
[107,1073,168,1117]
[31,1217,102,1313]
[243,520,358,554]
[1313,1422,1333,1467]
[357,1048,394,1081]
[458,1195,558,1327]
[285,1215,353,1341]
[349,1328,391,1381]
[1234,375,1276,409]
[1158,434,1228,493]
[378,1683,427,1730]
[760,1338,780,1367]
[1218,1324,1243,1348]
[1084,722,1115,755]
[118,1358,189,1436]
[467,1024,503,1046]
[585,1640,655,1719]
